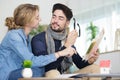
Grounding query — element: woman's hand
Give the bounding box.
[55,46,76,58]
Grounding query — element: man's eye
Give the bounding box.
[52,16,55,19]
[59,17,64,20]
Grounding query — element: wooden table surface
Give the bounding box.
[18,77,75,80]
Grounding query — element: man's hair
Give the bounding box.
[52,3,73,21]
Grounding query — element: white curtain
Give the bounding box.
[70,1,120,56]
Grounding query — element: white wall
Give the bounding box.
[68,0,120,15]
[0,0,68,42]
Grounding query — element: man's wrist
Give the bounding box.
[88,58,95,64]
[64,43,72,48]
[64,43,68,47]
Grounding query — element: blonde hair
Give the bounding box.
[5,17,20,30]
[5,3,39,30]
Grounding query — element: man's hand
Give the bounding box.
[87,49,99,64]
[64,30,78,47]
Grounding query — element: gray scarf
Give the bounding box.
[45,25,73,73]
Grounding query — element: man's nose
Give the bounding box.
[54,17,59,23]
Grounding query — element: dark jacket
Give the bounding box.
[31,32,90,73]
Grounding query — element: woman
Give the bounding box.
[0,3,75,80]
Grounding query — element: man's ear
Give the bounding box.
[66,21,70,28]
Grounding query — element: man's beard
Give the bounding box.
[50,23,64,32]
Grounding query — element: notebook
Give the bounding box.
[85,29,105,60]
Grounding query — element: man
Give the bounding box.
[31,3,100,80]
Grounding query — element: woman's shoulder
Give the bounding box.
[7,29,23,41]
[7,28,21,33]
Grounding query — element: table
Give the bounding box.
[18,78,74,80]
[19,73,120,80]
[70,73,120,80]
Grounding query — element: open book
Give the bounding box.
[85,29,105,58]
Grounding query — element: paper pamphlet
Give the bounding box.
[86,29,105,56]
[57,73,79,78]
